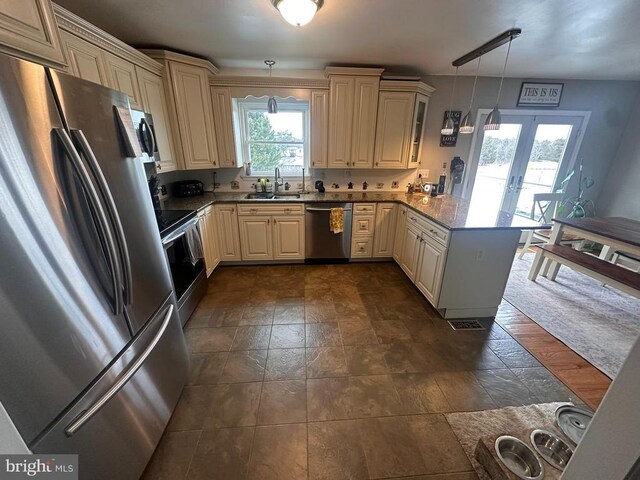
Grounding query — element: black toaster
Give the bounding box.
[172,180,204,197]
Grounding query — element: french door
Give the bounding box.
[466,113,585,218]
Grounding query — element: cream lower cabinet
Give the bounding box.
[0,0,66,68]
[238,204,305,261]
[373,203,397,257]
[214,205,242,261]
[136,66,180,172]
[239,216,273,260]
[351,203,376,258]
[198,205,220,276]
[393,205,407,262]
[396,212,449,307]
[414,235,447,305]
[273,216,305,260]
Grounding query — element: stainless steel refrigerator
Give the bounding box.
[0,53,188,479]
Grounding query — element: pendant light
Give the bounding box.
[484,37,513,131]
[271,0,324,27]
[265,60,278,114]
[441,66,459,135]
[459,56,482,134]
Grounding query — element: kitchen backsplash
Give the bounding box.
[157,166,434,198]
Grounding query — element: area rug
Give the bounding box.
[446,403,568,480]
[504,253,640,379]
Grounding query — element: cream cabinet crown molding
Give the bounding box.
[210,75,329,90]
[379,80,436,97]
[324,66,385,77]
[53,3,163,75]
[141,49,219,76]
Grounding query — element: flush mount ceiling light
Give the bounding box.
[265,60,278,113]
[440,66,459,135]
[459,56,481,134]
[271,0,324,27]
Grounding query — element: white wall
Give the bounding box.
[598,92,640,220]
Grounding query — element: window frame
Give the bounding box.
[235,97,310,177]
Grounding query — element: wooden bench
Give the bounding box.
[529,244,640,298]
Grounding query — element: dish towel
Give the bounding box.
[330,208,344,234]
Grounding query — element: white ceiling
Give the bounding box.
[56,0,640,80]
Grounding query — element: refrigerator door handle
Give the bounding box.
[140,118,155,155]
[148,123,159,153]
[54,128,124,316]
[71,129,133,307]
[64,304,174,437]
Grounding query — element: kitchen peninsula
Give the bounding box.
[164,192,539,319]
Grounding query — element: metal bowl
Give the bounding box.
[495,435,544,480]
[530,429,574,471]
[555,404,594,445]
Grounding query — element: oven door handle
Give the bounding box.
[161,217,199,245]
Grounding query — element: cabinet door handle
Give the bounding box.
[375,162,379,166]
[231,207,235,213]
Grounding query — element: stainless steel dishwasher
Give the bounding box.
[305,203,353,260]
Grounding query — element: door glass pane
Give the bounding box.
[469,124,522,213]
[514,124,573,219]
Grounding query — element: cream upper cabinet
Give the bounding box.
[239,216,272,261]
[350,76,379,168]
[168,60,219,169]
[273,216,305,260]
[0,0,66,68]
[310,89,329,168]
[393,205,407,262]
[103,51,142,110]
[414,235,447,305]
[211,87,237,168]
[326,69,383,169]
[373,203,397,257]
[215,205,241,261]
[136,66,180,172]
[373,91,415,169]
[327,76,354,168]
[61,31,109,86]
[408,94,429,168]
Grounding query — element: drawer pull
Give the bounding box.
[250,208,258,214]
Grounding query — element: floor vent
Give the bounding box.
[447,320,485,331]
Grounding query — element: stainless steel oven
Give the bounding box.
[158,210,207,326]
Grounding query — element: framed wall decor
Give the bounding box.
[517,82,563,107]
[439,110,461,147]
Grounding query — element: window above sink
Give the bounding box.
[234,97,310,177]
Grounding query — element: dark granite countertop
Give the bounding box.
[161,191,540,231]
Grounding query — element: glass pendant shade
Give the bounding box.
[267,96,278,114]
[275,0,319,26]
[441,113,455,135]
[459,111,474,134]
[484,106,501,131]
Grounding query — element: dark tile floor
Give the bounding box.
[143,263,584,480]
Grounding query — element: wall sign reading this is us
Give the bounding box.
[517,82,563,107]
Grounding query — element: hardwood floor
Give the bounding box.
[495,300,612,410]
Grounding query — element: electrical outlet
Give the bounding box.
[160,185,167,196]
[230,181,240,190]
[376,182,384,189]
[391,181,399,189]
[296,183,303,189]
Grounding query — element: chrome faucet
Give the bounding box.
[274,167,283,194]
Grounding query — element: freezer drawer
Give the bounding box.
[31,295,188,480]
[305,203,353,259]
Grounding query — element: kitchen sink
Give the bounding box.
[244,193,301,200]
[244,193,274,199]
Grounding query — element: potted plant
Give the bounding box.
[557,158,595,218]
